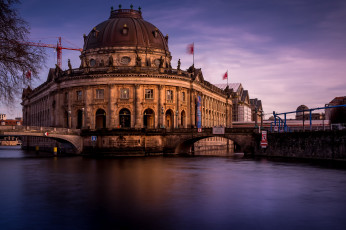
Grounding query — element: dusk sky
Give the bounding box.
[2,0,345,118]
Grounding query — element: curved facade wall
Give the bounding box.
[22,8,233,134]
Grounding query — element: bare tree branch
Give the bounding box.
[0,0,45,105]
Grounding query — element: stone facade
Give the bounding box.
[250,98,263,122]
[22,70,232,130]
[21,8,233,153]
[216,83,260,122]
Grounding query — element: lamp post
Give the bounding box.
[176,110,179,128]
[81,107,85,129]
[68,110,71,129]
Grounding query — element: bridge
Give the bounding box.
[0,126,83,153]
[0,126,259,155]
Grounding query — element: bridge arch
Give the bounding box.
[2,131,83,154]
[174,135,245,155]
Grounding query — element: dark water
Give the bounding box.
[1,146,346,230]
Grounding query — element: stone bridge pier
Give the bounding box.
[164,128,259,155]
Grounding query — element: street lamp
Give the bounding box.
[81,108,85,129]
[68,110,71,129]
[175,110,179,128]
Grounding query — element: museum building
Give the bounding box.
[22,7,233,136]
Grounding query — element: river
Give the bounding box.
[1,146,346,230]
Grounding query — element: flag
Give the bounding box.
[187,43,194,54]
[25,70,31,79]
[223,71,228,80]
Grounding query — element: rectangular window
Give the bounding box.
[96,89,104,99]
[182,92,186,102]
[145,89,154,99]
[167,90,173,101]
[76,90,82,101]
[64,92,69,102]
[120,88,129,99]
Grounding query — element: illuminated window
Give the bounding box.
[182,92,185,102]
[96,89,104,99]
[76,91,82,101]
[167,90,173,101]
[145,89,154,99]
[120,88,129,99]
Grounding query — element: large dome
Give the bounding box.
[83,8,169,52]
[297,105,309,111]
[296,105,309,116]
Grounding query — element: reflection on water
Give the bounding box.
[1,147,346,230]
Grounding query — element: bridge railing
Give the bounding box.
[80,127,257,136]
[0,125,80,135]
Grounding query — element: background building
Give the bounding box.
[325,96,346,124]
[216,83,263,122]
[250,98,263,122]
[296,105,324,120]
[0,114,6,120]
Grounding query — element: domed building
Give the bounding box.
[296,105,309,119]
[21,7,233,153]
[296,105,323,120]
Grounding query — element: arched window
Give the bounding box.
[95,109,106,129]
[143,108,155,128]
[181,110,186,128]
[165,109,174,129]
[119,108,131,128]
[77,109,83,129]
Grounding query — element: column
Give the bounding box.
[189,89,195,128]
[176,87,180,128]
[158,85,164,128]
[108,84,115,128]
[134,84,141,128]
[85,87,92,129]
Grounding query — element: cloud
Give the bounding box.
[5,0,344,119]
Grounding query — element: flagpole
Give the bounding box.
[193,42,195,67]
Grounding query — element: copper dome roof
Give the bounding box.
[83,9,169,52]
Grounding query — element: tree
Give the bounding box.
[0,0,45,104]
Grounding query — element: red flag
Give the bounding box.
[187,43,194,54]
[25,70,31,79]
[223,71,228,80]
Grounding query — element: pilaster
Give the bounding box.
[134,84,141,128]
[176,87,181,128]
[158,85,164,128]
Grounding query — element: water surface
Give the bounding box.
[1,146,346,230]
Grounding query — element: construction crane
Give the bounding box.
[23,37,83,69]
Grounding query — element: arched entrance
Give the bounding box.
[143,108,155,128]
[95,109,106,129]
[119,108,131,128]
[77,109,83,129]
[165,109,174,129]
[181,110,186,128]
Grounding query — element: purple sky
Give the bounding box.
[2,0,346,119]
